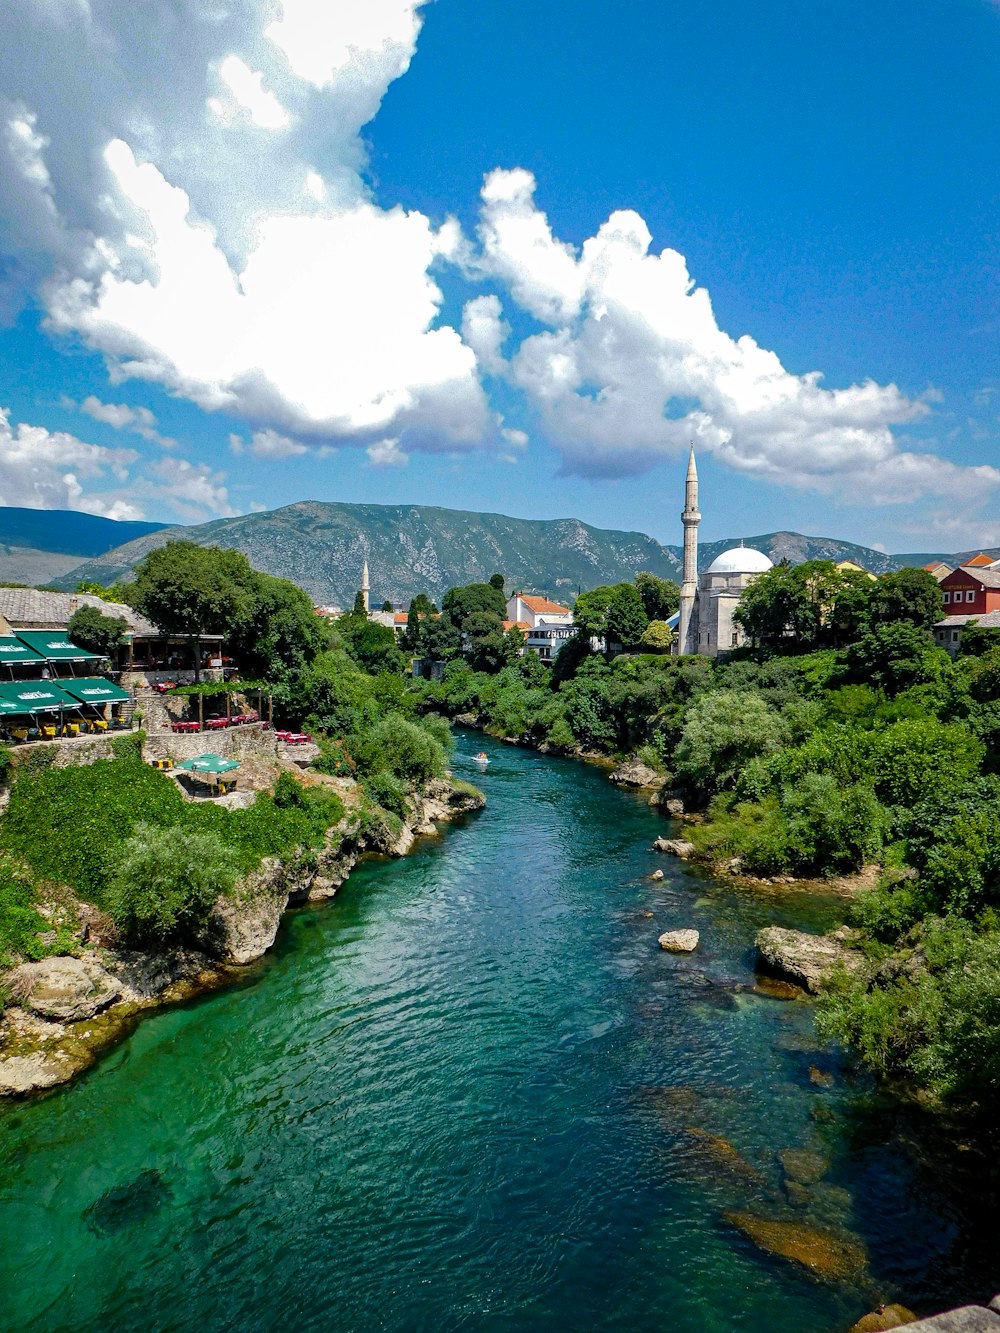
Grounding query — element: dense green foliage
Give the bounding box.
[0,857,72,969]
[132,540,331,683]
[67,604,127,658]
[0,758,344,917]
[107,823,237,946]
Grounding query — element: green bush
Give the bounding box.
[352,713,447,784]
[0,858,53,966]
[362,772,409,819]
[106,822,237,946]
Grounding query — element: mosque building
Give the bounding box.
[674,448,774,657]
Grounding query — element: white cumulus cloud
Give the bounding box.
[0,406,140,517]
[476,169,1000,509]
[79,394,175,447]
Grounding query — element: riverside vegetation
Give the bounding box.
[0,543,482,1092]
[401,562,1000,1113]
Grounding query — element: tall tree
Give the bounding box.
[67,604,127,659]
[634,572,680,622]
[131,542,253,681]
[605,583,649,649]
[868,568,943,630]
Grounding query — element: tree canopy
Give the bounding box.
[67,604,127,659]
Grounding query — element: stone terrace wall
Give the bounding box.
[144,723,277,762]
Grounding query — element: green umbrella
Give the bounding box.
[176,753,240,775]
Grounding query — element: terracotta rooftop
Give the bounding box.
[515,594,571,615]
[962,553,996,567]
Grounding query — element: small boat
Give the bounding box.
[473,752,490,765]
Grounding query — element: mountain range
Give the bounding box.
[11,498,966,608]
[0,498,986,607]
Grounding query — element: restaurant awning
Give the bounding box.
[0,680,79,713]
[13,632,100,663]
[59,677,131,706]
[0,636,47,667]
[176,753,240,775]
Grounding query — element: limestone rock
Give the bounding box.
[755,926,865,994]
[653,837,696,859]
[902,1310,1000,1331]
[659,929,699,952]
[849,1306,919,1332]
[8,956,121,1021]
[610,759,660,788]
[663,798,685,817]
[650,869,665,881]
[205,867,289,965]
[103,949,208,1003]
[0,1050,74,1096]
[725,1211,867,1280]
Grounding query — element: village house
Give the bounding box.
[932,554,1000,654]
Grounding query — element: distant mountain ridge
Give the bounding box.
[0,506,166,558]
[43,498,955,607]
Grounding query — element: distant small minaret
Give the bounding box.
[361,560,370,615]
[677,446,700,655]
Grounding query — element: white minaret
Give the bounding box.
[677,446,700,655]
[361,560,370,615]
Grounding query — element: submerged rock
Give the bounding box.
[653,837,696,859]
[684,1128,767,1187]
[85,1168,172,1236]
[755,926,865,994]
[848,1305,918,1331]
[650,869,665,881]
[725,1210,867,1280]
[659,929,700,953]
[753,975,803,1001]
[780,1148,828,1184]
[8,956,121,1021]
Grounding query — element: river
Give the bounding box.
[1,736,997,1332]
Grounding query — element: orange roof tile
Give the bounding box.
[516,594,571,615]
[963,553,995,567]
[503,620,531,632]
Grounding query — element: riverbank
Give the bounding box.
[0,765,484,1098]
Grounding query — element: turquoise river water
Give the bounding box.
[1,736,998,1331]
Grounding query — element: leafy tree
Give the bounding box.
[488,573,506,592]
[844,622,947,696]
[571,585,617,639]
[422,616,463,661]
[382,599,393,612]
[131,542,253,681]
[605,583,649,649]
[67,604,127,659]
[441,582,506,625]
[352,590,367,617]
[639,620,674,652]
[733,561,816,648]
[106,822,236,946]
[868,567,942,630]
[675,690,788,795]
[340,618,405,676]
[959,623,1000,657]
[828,571,875,646]
[634,572,680,621]
[464,610,514,673]
[74,580,119,602]
[226,571,331,681]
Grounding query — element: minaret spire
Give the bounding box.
[677,445,700,655]
[361,559,370,615]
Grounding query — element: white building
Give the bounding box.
[505,593,573,628]
[694,544,774,655]
[524,620,574,662]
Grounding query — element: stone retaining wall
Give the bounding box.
[144,723,278,762]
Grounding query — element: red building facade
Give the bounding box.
[939,563,1000,616]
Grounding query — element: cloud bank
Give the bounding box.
[0,0,993,525]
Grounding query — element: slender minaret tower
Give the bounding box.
[361,560,370,615]
[677,446,700,655]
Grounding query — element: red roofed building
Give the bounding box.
[505,593,573,628]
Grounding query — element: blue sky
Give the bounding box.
[0,0,997,552]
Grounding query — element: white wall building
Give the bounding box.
[506,593,573,629]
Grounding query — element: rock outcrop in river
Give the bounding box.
[755,926,864,994]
